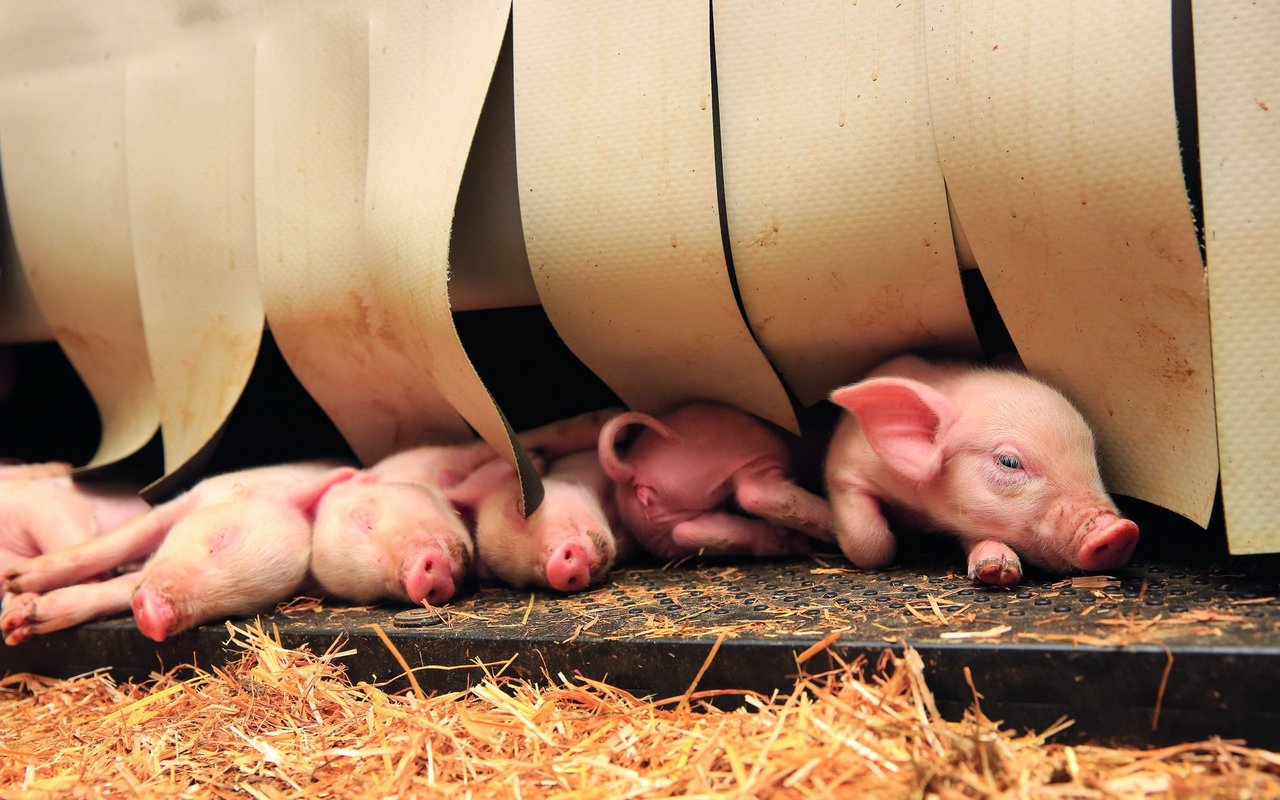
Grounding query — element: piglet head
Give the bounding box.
[312,476,472,606]
[597,411,681,550]
[484,481,617,593]
[832,369,1138,573]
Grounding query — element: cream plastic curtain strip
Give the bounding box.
[1194,0,1280,553]
[364,0,542,508]
[715,0,980,406]
[0,66,159,469]
[514,0,797,433]
[926,1,1218,526]
[126,25,263,481]
[256,1,473,466]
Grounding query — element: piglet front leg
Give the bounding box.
[517,408,624,458]
[827,486,897,569]
[3,496,190,595]
[965,539,1023,587]
[0,462,73,480]
[367,440,500,488]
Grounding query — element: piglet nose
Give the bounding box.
[402,549,457,606]
[132,587,178,643]
[544,542,592,593]
[1076,516,1140,571]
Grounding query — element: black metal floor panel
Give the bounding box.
[4,550,1278,750]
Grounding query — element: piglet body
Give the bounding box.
[2,462,355,643]
[460,451,629,593]
[598,403,834,560]
[825,355,1139,585]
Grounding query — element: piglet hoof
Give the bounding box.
[0,568,21,596]
[969,555,1022,587]
[402,549,457,607]
[131,588,177,642]
[0,593,36,645]
[544,542,592,593]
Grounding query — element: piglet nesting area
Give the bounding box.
[2,621,1278,799]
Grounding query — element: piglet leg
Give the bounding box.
[442,458,520,510]
[2,571,139,645]
[671,513,802,557]
[732,468,835,544]
[830,490,896,569]
[965,539,1023,587]
[3,495,191,595]
[519,408,624,457]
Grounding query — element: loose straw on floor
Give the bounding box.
[1,620,1278,798]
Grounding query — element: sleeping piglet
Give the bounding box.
[451,451,631,593]
[310,409,625,606]
[310,441,499,607]
[2,462,356,643]
[824,355,1139,586]
[598,403,834,560]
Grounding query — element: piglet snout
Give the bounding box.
[402,549,456,606]
[1075,514,1139,572]
[544,541,592,593]
[132,588,178,642]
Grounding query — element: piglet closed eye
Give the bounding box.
[824,355,1138,586]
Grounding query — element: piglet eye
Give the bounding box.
[997,453,1023,470]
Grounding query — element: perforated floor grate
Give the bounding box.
[385,554,1280,648]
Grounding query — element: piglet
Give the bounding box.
[824,355,1140,586]
[311,441,498,606]
[0,470,150,586]
[451,451,631,593]
[597,403,834,560]
[2,462,356,643]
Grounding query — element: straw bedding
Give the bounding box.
[1,621,1277,799]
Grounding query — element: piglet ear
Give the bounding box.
[281,466,361,514]
[444,458,518,510]
[597,411,679,485]
[829,378,955,483]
